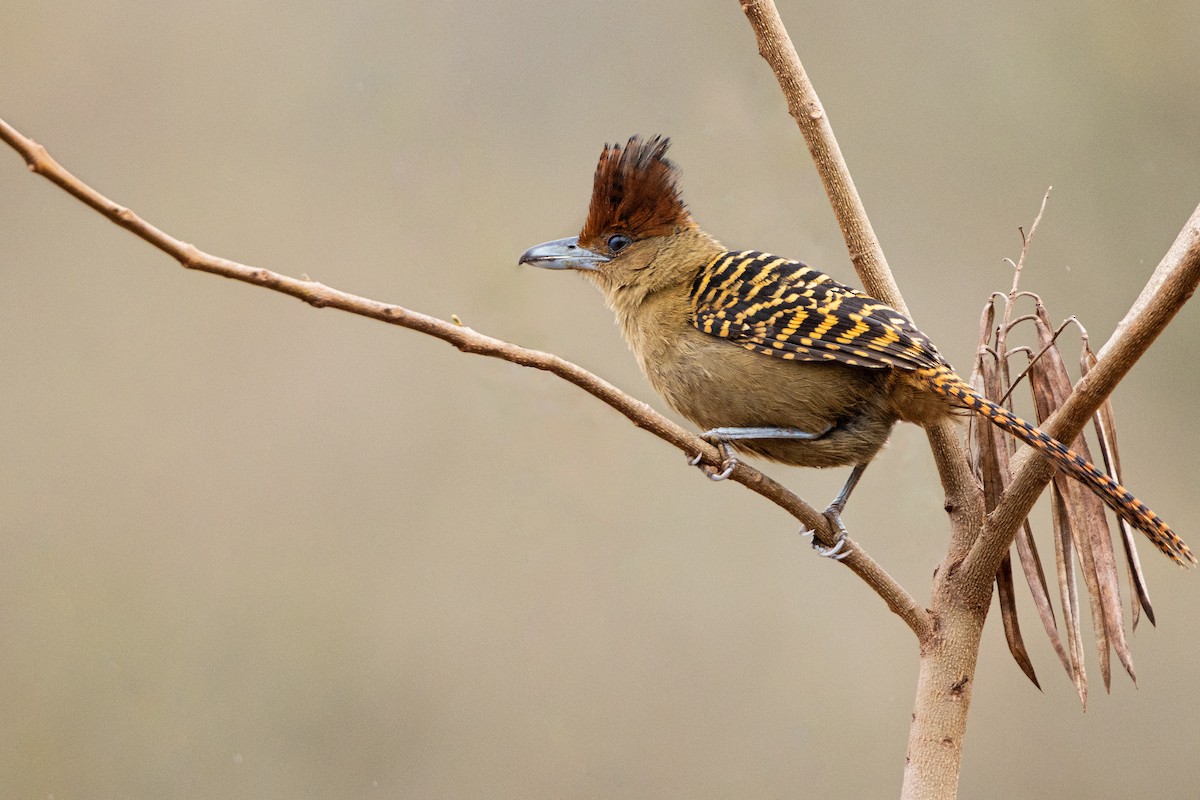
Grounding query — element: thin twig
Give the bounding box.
[999,315,1081,405]
[1010,189,1052,296]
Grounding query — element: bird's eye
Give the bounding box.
[607,233,632,254]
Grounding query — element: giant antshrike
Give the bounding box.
[520,135,1193,565]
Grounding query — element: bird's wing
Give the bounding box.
[690,251,946,371]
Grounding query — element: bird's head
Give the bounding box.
[520,136,718,301]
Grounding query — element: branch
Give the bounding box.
[737,0,898,311]
[0,116,933,638]
[965,202,1200,580]
[737,0,982,564]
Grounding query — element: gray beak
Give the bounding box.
[518,236,609,272]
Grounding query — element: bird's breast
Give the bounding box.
[618,303,901,468]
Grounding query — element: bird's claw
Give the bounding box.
[800,508,853,560]
[709,455,736,481]
[689,440,737,481]
[813,534,851,560]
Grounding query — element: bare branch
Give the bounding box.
[736,0,982,568]
[0,116,934,639]
[737,0,899,310]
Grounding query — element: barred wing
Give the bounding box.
[690,251,946,372]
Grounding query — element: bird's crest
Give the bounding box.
[579,135,696,247]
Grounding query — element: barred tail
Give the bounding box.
[918,366,1195,566]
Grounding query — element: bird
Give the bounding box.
[519,135,1194,566]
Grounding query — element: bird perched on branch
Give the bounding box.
[519,135,1193,566]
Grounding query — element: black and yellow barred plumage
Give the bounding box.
[690,250,1195,566]
[692,251,946,370]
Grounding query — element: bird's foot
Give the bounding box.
[688,440,737,481]
[800,507,852,560]
[688,425,832,483]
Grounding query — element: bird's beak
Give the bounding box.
[518,237,609,272]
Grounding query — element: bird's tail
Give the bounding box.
[916,365,1195,566]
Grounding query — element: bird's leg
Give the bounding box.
[803,462,869,560]
[688,424,834,481]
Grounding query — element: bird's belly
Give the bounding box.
[642,336,899,468]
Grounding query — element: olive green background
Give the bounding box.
[3,2,1198,798]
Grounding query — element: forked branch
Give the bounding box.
[734,2,1199,799]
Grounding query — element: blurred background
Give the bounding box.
[3,2,1199,797]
